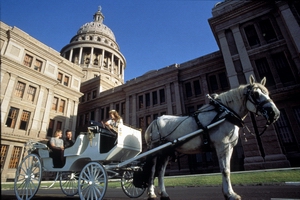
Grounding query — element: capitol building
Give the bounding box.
[1,1,300,182]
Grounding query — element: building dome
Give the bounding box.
[60,6,126,90]
[77,8,116,41]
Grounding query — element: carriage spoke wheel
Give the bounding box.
[121,170,145,198]
[60,171,79,196]
[78,162,108,200]
[14,154,42,200]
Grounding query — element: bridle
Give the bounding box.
[245,85,274,126]
[244,84,276,136]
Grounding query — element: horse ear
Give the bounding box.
[249,75,255,85]
[260,77,266,86]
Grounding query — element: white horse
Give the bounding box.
[144,75,280,200]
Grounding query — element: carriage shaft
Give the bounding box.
[108,118,225,169]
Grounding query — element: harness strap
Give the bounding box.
[193,114,210,145]
[207,94,245,128]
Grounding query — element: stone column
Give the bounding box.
[72,101,79,133]
[173,82,182,115]
[166,84,172,114]
[217,30,239,88]
[1,73,16,124]
[125,95,130,124]
[78,47,83,65]
[69,49,73,62]
[101,49,105,68]
[41,88,54,134]
[31,86,45,131]
[90,47,94,65]
[231,25,254,80]
[278,3,300,53]
[132,94,137,127]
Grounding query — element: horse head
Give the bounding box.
[245,75,280,125]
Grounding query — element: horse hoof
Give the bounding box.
[160,197,171,200]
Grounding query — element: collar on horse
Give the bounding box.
[193,94,245,131]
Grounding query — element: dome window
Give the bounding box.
[89,36,93,40]
[82,36,85,40]
[97,37,101,42]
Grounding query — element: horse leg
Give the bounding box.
[216,144,241,200]
[157,155,171,200]
[147,156,157,200]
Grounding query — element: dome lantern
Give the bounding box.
[94,6,104,23]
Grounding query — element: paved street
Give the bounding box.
[2,184,300,200]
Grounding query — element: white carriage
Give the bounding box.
[14,117,227,200]
[14,121,146,200]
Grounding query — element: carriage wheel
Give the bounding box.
[78,162,108,200]
[60,172,79,196]
[121,170,146,198]
[14,154,42,200]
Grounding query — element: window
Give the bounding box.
[1,145,8,169]
[159,89,165,103]
[64,76,69,86]
[209,75,218,93]
[59,99,65,113]
[5,107,19,128]
[275,109,297,153]
[121,102,125,115]
[244,24,260,47]
[14,82,25,98]
[259,19,277,43]
[271,52,295,86]
[294,106,300,127]
[255,58,275,87]
[87,93,91,101]
[19,110,30,130]
[23,54,33,67]
[34,59,42,71]
[152,91,158,105]
[57,72,63,83]
[139,117,144,130]
[27,86,36,102]
[185,82,192,98]
[47,119,54,137]
[92,90,97,99]
[219,72,229,90]
[91,111,95,121]
[8,146,22,168]
[56,121,62,131]
[85,113,89,125]
[208,72,229,93]
[145,93,150,107]
[138,95,143,109]
[194,80,201,96]
[146,115,151,127]
[52,97,58,110]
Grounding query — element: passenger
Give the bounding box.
[49,129,64,167]
[64,129,74,148]
[105,110,123,135]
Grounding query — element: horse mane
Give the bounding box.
[215,82,269,106]
[215,85,246,106]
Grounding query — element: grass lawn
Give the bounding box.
[4,168,299,190]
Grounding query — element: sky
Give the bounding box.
[1,0,221,82]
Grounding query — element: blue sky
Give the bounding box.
[1,0,221,81]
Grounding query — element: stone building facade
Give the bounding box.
[1,0,300,181]
[0,22,83,181]
[74,1,300,174]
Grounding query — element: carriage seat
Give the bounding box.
[64,133,89,156]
